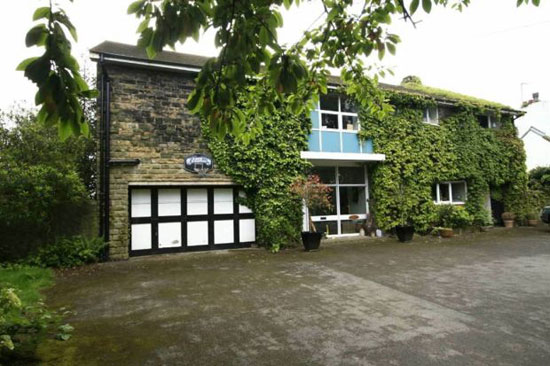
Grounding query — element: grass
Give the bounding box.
[399,82,513,110]
[0,265,54,305]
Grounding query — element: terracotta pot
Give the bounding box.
[503,220,514,228]
[439,228,454,238]
[527,219,538,227]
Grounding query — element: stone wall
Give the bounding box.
[104,64,232,259]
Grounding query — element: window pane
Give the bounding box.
[478,115,488,128]
[310,190,336,216]
[321,113,338,129]
[342,115,359,131]
[341,96,358,113]
[341,220,362,234]
[338,167,364,184]
[429,107,438,123]
[313,220,338,235]
[339,187,366,215]
[310,167,336,184]
[431,185,437,201]
[439,183,450,202]
[320,94,339,111]
[452,182,467,202]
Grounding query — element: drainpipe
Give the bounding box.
[99,54,111,252]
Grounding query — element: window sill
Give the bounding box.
[434,201,466,205]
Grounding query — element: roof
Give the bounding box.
[91,41,521,115]
[521,126,550,142]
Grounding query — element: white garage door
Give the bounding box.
[129,186,255,256]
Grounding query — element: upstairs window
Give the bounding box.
[319,94,359,131]
[478,113,500,129]
[433,181,467,204]
[423,106,439,125]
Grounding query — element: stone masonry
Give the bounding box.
[103,64,232,259]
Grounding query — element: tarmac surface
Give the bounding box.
[39,226,550,365]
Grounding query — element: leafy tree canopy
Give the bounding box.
[19,0,540,140]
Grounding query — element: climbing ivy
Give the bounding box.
[361,91,529,232]
[203,97,311,252]
[206,80,529,248]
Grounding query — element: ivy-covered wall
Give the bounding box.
[203,107,311,251]
[205,85,529,249]
[361,91,529,232]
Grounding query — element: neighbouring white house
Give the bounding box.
[515,94,550,171]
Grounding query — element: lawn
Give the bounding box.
[0,265,54,362]
[0,265,54,305]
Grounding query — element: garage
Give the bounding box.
[129,186,255,256]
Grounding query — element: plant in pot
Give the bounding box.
[526,212,539,227]
[501,212,515,228]
[290,174,333,251]
[436,204,473,238]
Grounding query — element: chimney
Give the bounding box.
[532,92,539,102]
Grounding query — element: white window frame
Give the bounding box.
[423,106,439,125]
[434,181,467,205]
[312,91,366,153]
[309,165,369,236]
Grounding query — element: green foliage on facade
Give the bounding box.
[203,103,311,251]
[361,91,529,231]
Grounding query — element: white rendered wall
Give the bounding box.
[523,132,550,170]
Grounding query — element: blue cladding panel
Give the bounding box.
[321,131,341,152]
[362,139,374,153]
[308,131,320,152]
[342,133,361,153]
[310,111,320,129]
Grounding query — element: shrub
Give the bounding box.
[501,211,516,221]
[0,107,97,261]
[437,205,474,229]
[26,236,107,268]
[472,208,493,227]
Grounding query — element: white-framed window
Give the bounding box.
[423,106,439,125]
[309,165,369,236]
[318,93,359,132]
[433,181,467,204]
[478,113,500,129]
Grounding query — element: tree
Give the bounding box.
[0,106,96,260]
[19,0,540,141]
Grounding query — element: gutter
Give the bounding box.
[99,54,111,254]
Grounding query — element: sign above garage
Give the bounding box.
[184,153,213,176]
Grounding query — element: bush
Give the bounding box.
[0,108,97,261]
[437,205,474,229]
[472,208,493,227]
[26,236,107,268]
[501,211,516,221]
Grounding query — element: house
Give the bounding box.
[91,41,526,259]
[515,96,550,170]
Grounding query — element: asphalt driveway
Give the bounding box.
[39,227,550,365]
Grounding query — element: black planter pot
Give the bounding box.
[395,225,414,243]
[301,231,323,251]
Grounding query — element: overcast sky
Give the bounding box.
[2,0,549,112]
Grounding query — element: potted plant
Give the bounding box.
[526,212,539,227]
[501,212,515,228]
[290,174,333,251]
[436,205,474,238]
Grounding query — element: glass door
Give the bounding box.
[309,165,369,236]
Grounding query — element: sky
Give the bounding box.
[1,0,550,112]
